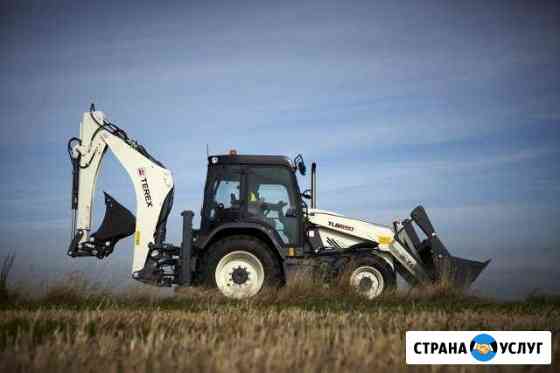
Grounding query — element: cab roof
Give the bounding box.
[208,154,293,168]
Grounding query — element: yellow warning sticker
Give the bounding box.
[378,235,393,245]
[134,231,141,246]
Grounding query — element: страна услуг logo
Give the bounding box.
[470,333,498,362]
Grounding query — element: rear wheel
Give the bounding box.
[348,256,396,299]
[199,235,283,299]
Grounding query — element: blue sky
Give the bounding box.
[1,0,559,298]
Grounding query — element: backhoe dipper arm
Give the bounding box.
[68,110,174,275]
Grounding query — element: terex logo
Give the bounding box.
[138,168,153,207]
[328,221,354,232]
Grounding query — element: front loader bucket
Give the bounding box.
[427,234,491,288]
[435,255,490,288]
[407,206,490,288]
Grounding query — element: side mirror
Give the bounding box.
[298,161,306,176]
[293,154,306,176]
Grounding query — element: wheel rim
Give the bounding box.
[215,251,265,299]
[350,266,385,299]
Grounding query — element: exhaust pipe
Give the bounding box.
[311,162,317,208]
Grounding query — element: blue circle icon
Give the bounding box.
[470,333,497,362]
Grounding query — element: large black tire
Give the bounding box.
[198,235,283,298]
[346,254,396,299]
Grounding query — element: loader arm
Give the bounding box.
[306,207,488,288]
[68,109,174,275]
[307,209,432,283]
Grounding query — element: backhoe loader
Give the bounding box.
[67,105,489,299]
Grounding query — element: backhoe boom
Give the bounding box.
[68,109,174,279]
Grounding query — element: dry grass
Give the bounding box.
[0,267,559,372]
[0,253,15,302]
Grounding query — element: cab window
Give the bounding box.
[204,166,241,229]
[246,167,298,245]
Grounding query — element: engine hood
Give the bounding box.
[307,208,395,248]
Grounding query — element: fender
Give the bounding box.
[346,242,395,271]
[197,222,287,258]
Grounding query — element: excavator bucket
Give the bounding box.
[68,192,135,258]
[92,192,136,245]
[409,206,490,288]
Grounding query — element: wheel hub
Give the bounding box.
[350,265,385,299]
[231,266,250,285]
[358,277,373,291]
[215,251,265,299]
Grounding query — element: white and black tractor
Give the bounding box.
[67,106,489,299]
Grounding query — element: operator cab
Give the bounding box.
[199,153,305,248]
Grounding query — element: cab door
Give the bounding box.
[244,166,302,247]
[200,165,242,234]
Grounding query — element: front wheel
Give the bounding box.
[199,235,283,299]
[348,256,396,299]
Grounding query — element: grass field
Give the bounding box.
[1,269,559,372]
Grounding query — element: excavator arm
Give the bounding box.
[67,107,175,280]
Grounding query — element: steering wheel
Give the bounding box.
[261,201,287,216]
